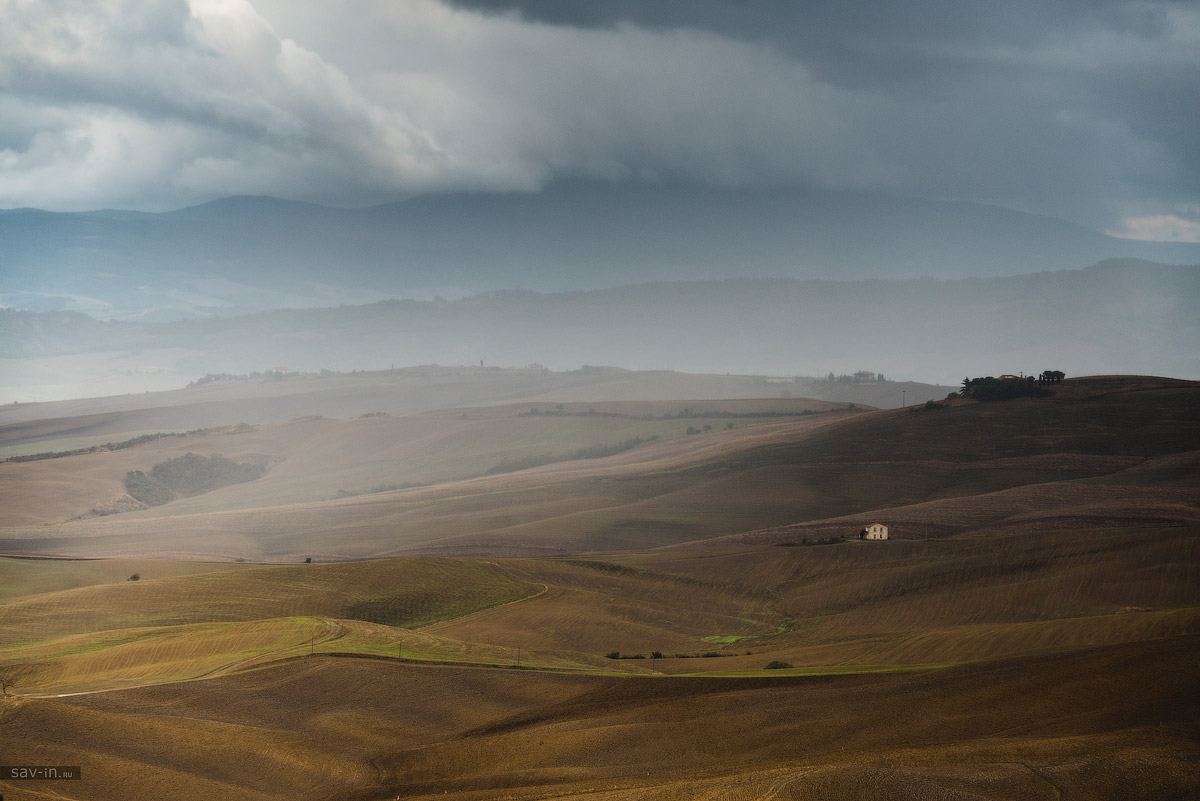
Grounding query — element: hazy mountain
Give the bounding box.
[3,260,1195,392]
[3,182,1198,321]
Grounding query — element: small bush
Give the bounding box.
[128,574,140,581]
[764,660,793,670]
[606,651,621,659]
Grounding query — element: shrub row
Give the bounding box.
[605,650,741,660]
[5,431,187,463]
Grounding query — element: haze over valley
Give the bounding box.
[1,2,1197,799]
[4,257,1197,403]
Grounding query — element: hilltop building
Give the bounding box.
[860,523,889,540]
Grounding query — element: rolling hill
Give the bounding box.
[1,633,1195,799]
[1,376,1195,562]
[0,374,1195,800]
[0,361,947,421]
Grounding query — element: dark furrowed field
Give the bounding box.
[1,636,1194,801]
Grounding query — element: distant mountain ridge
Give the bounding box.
[3,259,1196,386]
[2,181,1198,321]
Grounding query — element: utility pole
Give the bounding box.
[902,390,906,407]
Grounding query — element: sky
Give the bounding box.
[1,0,1198,240]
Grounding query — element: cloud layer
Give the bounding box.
[1,0,1197,230]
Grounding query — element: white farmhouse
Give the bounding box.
[860,523,889,541]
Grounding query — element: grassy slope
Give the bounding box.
[2,377,1195,561]
[0,658,604,801]
[425,558,781,657]
[7,520,1191,695]
[0,398,846,526]
[364,636,1199,801]
[1,377,1196,694]
[422,525,1199,672]
[0,378,1195,798]
[638,526,1200,627]
[0,558,538,648]
[0,556,776,693]
[0,556,254,601]
[0,636,1194,801]
[1,618,327,694]
[0,409,872,559]
[1,617,604,695]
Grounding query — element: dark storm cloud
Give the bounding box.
[0,0,1196,236]
[450,0,1191,87]
[450,0,1200,230]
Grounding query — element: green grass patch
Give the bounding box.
[673,663,955,678]
[0,558,543,649]
[0,617,330,693]
[0,557,256,603]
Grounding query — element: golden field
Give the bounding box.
[0,373,1196,799]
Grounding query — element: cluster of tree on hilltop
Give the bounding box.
[187,369,294,387]
[824,371,888,384]
[959,371,1064,401]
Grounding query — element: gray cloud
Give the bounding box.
[0,0,1196,233]
[451,0,1200,226]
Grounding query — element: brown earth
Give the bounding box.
[1,376,1195,561]
[0,375,1196,800]
[0,365,947,441]
[0,636,1194,801]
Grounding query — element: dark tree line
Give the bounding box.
[960,371,1064,401]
